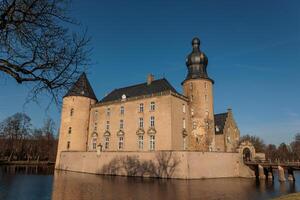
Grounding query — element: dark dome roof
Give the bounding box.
[185,37,208,67]
[182,37,213,84]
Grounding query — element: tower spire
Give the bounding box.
[64,72,97,100]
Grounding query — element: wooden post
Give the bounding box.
[278,166,286,182]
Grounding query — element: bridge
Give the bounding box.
[244,160,300,182]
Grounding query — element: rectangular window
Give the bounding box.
[183,118,186,129]
[68,127,72,134]
[150,135,155,151]
[106,121,110,130]
[94,122,98,131]
[70,108,74,116]
[138,135,143,150]
[120,106,124,115]
[106,108,111,116]
[120,119,124,129]
[182,104,186,113]
[183,136,187,150]
[94,110,98,121]
[139,103,144,112]
[150,116,155,127]
[192,121,197,129]
[105,137,109,150]
[92,137,97,150]
[118,136,124,150]
[150,102,155,111]
[67,141,70,150]
[139,117,144,128]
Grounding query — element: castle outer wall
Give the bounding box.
[56,151,255,179]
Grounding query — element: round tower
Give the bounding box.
[55,73,97,168]
[182,38,215,151]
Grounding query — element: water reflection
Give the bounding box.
[0,165,54,175]
[0,166,299,200]
[51,171,299,200]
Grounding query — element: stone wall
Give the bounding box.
[56,151,255,179]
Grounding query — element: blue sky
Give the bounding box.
[0,0,299,145]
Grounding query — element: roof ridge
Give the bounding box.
[214,112,228,116]
[113,78,167,91]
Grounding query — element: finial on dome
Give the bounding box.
[192,37,200,49]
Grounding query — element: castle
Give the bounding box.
[55,38,253,179]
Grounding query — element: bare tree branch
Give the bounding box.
[0,0,90,105]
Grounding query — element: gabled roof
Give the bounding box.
[100,78,180,103]
[64,72,97,100]
[214,112,228,135]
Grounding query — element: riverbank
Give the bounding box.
[0,160,54,166]
[273,193,300,200]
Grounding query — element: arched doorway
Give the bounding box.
[243,148,251,162]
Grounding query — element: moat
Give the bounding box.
[0,166,299,200]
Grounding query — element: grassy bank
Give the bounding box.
[273,193,300,200]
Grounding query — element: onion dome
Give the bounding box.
[183,37,213,84]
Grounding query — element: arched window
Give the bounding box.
[138,135,143,150]
[149,135,155,151]
[70,108,74,116]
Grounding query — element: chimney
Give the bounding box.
[147,74,154,85]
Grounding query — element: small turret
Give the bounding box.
[55,72,97,168]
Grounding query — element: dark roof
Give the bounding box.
[100,78,180,103]
[64,73,97,100]
[214,112,228,134]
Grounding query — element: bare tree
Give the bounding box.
[0,0,90,104]
[239,134,266,153]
